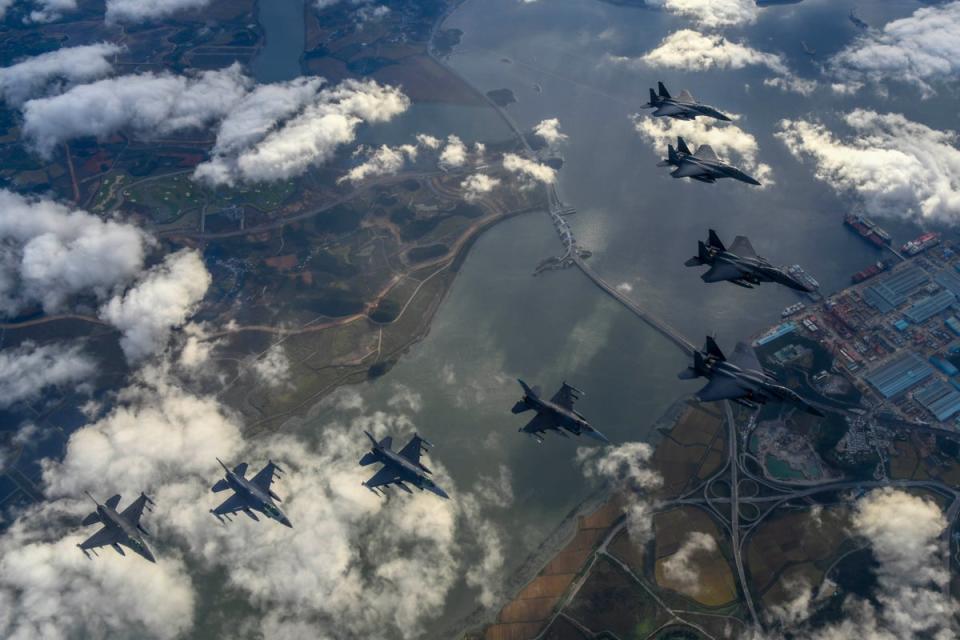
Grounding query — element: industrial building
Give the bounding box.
[863,266,929,313]
[913,379,960,422]
[903,290,957,324]
[865,351,934,398]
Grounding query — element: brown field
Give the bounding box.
[652,402,725,498]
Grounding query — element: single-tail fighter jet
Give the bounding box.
[686,230,816,293]
[679,337,824,416]
[78,492,156,562]
[360,431,449,499]
[210,458,291,527]
[641,82,731,122]
[511,379,610,444]
[658,137,761,186]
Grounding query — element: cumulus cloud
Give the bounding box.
[99,249,211,362]
[661,531,716,595]
[251,344,292,389]
[0,43,120,106]
[502,153,556,186]
[576,442,662,543]
[462,173,500,202]
[533,118,567,147]
[829,1,960,95]
[0,189,149,316]
[22,64,251,158]
[208,78,410,185]
[0,363,512,640]
[645,0,758,29]
[338,143,418,184]
[439,134,468,170]
[105,0,211,23]
[777,110,960,222]
[22,0,77,23]
[632,114,773,184]
[0,341,95,408]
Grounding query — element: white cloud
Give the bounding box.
[576,442,662,543]
[640,29,788,73]
[105,0,211,23]
[533,118,568,147]
[502,153,556,185]
[337,143,418,184]
[645,0,758,29]
[0,43,119,105]
[0,341,94,408]
[631,114,773,184]
[99,249,211,362]
[251,344,292,389]
[661,531,716,596]
[776,110,960,223]
[829,1,960,95]
[0,189,149,315]
[438,134,467,170]
[462,173,500,202]
[415,133,440,149]
[23,0,77,23]
[22,64,251,158]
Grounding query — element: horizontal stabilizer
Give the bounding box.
[233,462,248,478]
[81,511,100,527]
[105,494,121,510]
[211,479,230,493]
[511,400,532,414]
[359,452,378,466]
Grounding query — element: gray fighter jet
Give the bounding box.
[658,137,761,185]
[210,458,291,527]
[642,82,731,122]
[512,379,610,444]
[360,431,449,499]
[679,337,824,416]
[686,230,816,293]
[78,492,156,562]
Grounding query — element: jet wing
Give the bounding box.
[729,341,763,373]
[397,436,429,465]
[79,525,121,550]
[550,383,581,409]
[701,263,746,283]
[671,162,710,178]
[250,462,281,492]
[212,492,250,516]
[728,236,757,258]
[120,494,150,526]
[520,412,557,435]
[364,465,400,489]
[694,145,720,161]
[696,377,746,402]
[653,104,686,116]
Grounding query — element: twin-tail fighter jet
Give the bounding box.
[686,230,816,293]
[511,379,609,444]
[642,82,731,122]
[360,431,450,499]
[659,137,761,186]
[679,337,824,416]
[210,458,292,528]
[78,492,156,562]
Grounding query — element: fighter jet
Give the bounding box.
[641,82,731,122]
[686,230,816,293]
[658,137,761,186]
[78,492,156,562]
[210,458,291,527]
[511,379,610,444]
[679,337,824,416]
[360,431,449,499]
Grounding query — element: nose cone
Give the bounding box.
[427,485,450,500]
[743,175,762,186]
[584,428,610,445]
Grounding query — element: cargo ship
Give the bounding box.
[901,232,940,256]
[782,302,805,318]
[844,213,892,248]
[852,260,891,284]
[788,264,822,301]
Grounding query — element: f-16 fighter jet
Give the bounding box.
[78,492,156,562]
[511,379,610,444]
[641,82,731,122]
[658,137,761,185]
[360,431,449,499]
[686,230,816,293]
[210,458,292,527]
[679,338,824,416]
